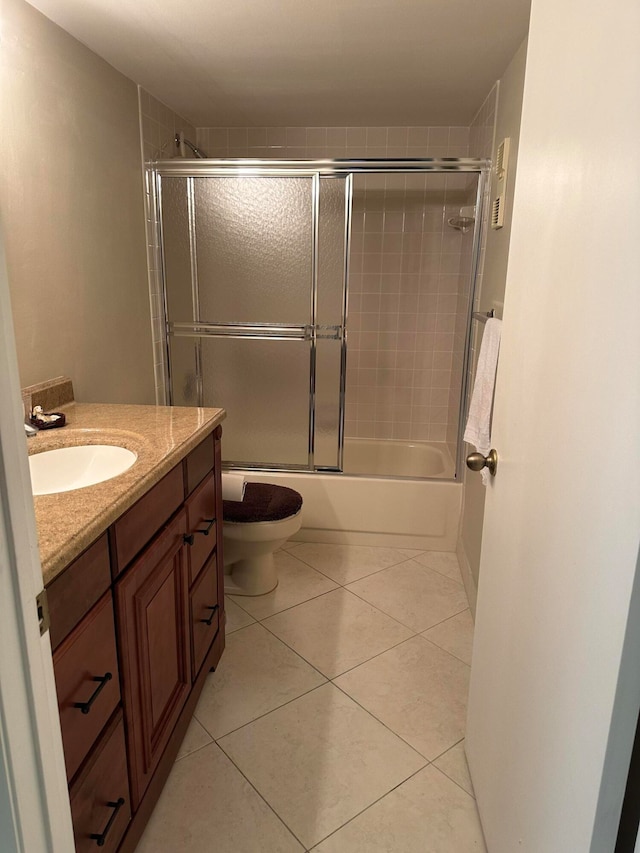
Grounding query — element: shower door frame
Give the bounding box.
[150,158,490,480]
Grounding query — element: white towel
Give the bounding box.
[464,318,502,485]
[221,473,246,501]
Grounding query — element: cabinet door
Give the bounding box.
[115,510,191,809]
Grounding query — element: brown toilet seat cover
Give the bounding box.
[223,482,303,524]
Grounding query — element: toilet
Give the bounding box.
[222,482,303,595]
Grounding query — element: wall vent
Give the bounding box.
[491,195,505,230]
[496,138,511,182]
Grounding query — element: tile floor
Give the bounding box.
[136,543,487,852]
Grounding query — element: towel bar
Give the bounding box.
[472,309,496,324]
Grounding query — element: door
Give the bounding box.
[466,0,640,851]
[159,171,348,471]
[0,225,75,850]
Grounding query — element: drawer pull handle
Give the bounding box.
[195,518,215,537]
[74,672,112,715]
[201,604,219,626]
[90,797,125,847]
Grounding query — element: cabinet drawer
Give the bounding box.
[185,433,214,495]
[185,472,216,585]
[111,464,184,576]
[70,711,131,853]
[190,552,219,678]
[53,592,121,782]
[48,534,111,651]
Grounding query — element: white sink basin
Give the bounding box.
[29,445,137,496]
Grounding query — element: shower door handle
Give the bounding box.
[466,449,498,476]
[305,325,344,341]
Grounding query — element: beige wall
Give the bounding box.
[139,88,196,404]
[459,38,529,588]
[0,0,154,404]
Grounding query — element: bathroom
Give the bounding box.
[1,1,639,851]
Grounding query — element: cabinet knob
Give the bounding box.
[183,533,195,546]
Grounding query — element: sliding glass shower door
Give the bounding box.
[159,171,349,470]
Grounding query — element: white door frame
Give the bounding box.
[0,223,74,851]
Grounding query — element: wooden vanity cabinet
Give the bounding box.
[47,425,225,852]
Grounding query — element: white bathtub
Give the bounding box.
[342,438,455,479]
[241,450,462,551]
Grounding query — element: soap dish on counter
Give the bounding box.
[29,407,66,430]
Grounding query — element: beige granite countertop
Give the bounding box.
[30,402,226,586]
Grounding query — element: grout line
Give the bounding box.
[173,738,215,764]
[216,619,331,685]
[417,628,473,668]
[227,580,339,622]
[289,548,427,587]
[418,602,472,633]
[326,631,420,680]
[202,680,328,742]
[430,757,477,801]
[213,738,309,850]
[330,673,437,762]
[307,761,430,850]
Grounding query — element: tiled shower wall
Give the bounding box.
[138,87,196,403]
[346,174,475,448]
[195,124,473,450]
[195,126,469,159]
[444,85,499,450]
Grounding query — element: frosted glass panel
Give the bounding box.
[168,337,198,405]
[314,339,342,469]
[317,177,347,326]
[161,178,194,323]
[201,338,310,467]
[194,177,313,325]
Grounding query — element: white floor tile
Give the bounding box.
[423,608,475,665]
[279,541,300,552]
[312,765,487,852]
[136,742,303,853]
[262,588,413,678]
[412,549,463,582]
[229,550,338,620]
[175,717,213,762]
[195,623,325,739]
[434,740,475,797]
[290,542,421,585]
[347,559,469,631]
[218,683,426,850]
[334,635,470,760]
[225,596,256,633]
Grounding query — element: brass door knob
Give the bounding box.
[466,449,498,476]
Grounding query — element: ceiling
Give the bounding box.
[27,0,531,128]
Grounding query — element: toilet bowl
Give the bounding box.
[222,482,303,596]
